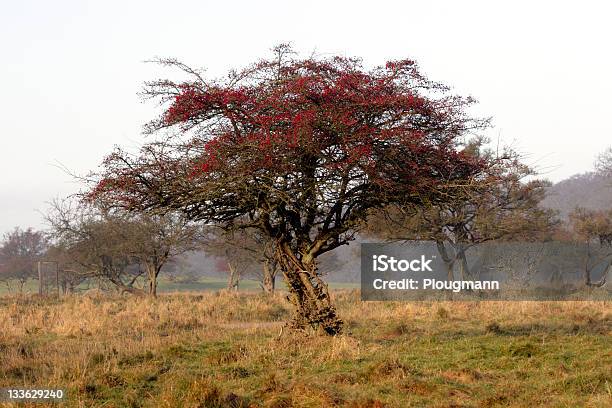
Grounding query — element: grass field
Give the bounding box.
[0,291,610,407]
[0,278,360,296]
[0,278,264,296]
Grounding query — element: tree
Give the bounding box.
[595,146,612,176]
[366,142,558,280]
[569,207,612,287]
[120,213,203,297]
[234,229,281,294]
[0,227,47,293]
[201,228,272,292]
[46,200,145,295]
[88,45,488,334]
[258,239,279,293]
[47,199,201,296]
[204,232,253,292]
[44,244,87,294]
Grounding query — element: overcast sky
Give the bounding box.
[1,0,611,233]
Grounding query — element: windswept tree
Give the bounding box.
[88,45,488,334]
[366,142,558,280]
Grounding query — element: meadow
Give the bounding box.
[0,291,610,407]
[0,278,360,297]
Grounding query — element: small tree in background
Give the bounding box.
[46,200,145,295]
[366,141,558,280]
[210,236,241,292]
[0,227,47,293]
[225,229,279,294]
[121,213,203,296]
[88,45,488,334]
[569,207,612,287]
[44,244,87,294]
[201,227,280,292]
[47,199,201,296]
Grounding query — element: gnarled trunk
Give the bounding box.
[436,241,455,281]
[457,246,471,280]
[276,241,343,335]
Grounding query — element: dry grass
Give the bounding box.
[0,291,610,407]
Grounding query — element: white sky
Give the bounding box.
[1,0,611,233]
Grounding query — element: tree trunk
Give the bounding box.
[436,240,457,300]
[227,261,240,291]
[146,264,162,297]
[436,241,456,281]
[457,246,471,280]
[585,268,592,287]
[584,249,611,288]
[276,241,343,336]
[584,241,592,287]
[446,261,455,281]
[149,276,158,297]
[18,279,26,295]
[261,260,276,293]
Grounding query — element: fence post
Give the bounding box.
[38,261,43,295]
